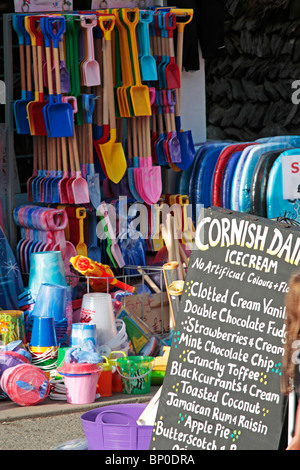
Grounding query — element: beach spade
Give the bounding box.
[82,93,101,209]
[134,116,162,205]
[164,12,181,90]
[171,8,195,170]
[13,15,32,135]
[138,9,157,82]
[71,123,90,204]
[92,18,109,176]
[12,15,27,134]
[80,15,101,87]
[162,89,181,164]
[58,136,70,204]
[98,15,127,184]
[112,8,134,118]
[127,117,144,203]
[25,15,47,136]
[42,17,73,138]
[121,8,152,117]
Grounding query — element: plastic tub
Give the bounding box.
[80,403,153,450]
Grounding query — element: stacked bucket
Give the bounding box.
[28,315,59,380]
[0,340,51,406]
[20,251,71,379]
[20,251,72,348]
[69,292,128,399]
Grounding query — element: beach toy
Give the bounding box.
[2,340,32,362]
[105,319,128,354]
[55,346,72,377]
[28,345,59,379]
[28,251,67,301]
[57,362,102,404]
[70,323,98,348]
[107,350,126,393]
[29,316,58,347]
[151,346,170,385]
[32,283,67,322]
[0,350,31,376]
[24,314,68,348]
[0,310,26,347]
[80,403,152,450]
[116,356,154,395]
[0,363,50,406]
[49,378,67,401]
[70,255,135,293]
[96,356,114,397]
[80,293,117,345]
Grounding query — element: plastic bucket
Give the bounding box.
[108,351,126,393]
[80,403,153,450]
[32,283,67,322]
[63,373,100,404]
[55,347,72,377]
[0,350,30,376]
[117,356,154,395]
[0,310,26,346]
[29,316,58,347]
[70,323,98,348]
[28,251,67,301]
[80,293,117,345]
[3,340,32,362]
[58,363,102,404]
[28,345,58,379]
[0,363,50,406]
[106,319,127,349]
[97,365,113,398]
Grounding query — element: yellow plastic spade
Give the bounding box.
[98,15,127,184]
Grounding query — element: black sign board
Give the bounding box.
[150,208,300,450]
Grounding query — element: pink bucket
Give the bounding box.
[63,372,100,404]
[0,363,50,406]
[57,362,102,405]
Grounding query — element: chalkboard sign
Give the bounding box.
[150,208,300,451]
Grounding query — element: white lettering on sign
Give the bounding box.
[195,218,300,266]
[282,154,300,200]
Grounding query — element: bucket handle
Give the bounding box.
[95,410,138,426]
[116,361,155,380]
[108,350,127,360]
[100,356,116,373]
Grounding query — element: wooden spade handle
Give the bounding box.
[105,35,116,130]
[37,44,44,95]
[26,43,32,94]
[61,136,68,172]
[57,138,62,172]
[87,123,93,165]
[71,123,81,172]
[53,46,61,96]
[68,136,75,173]
[31,42,38,96]
[19,43,26,92]
[45,46,53,96]
[132,117,138,157]
[175,29,184,117]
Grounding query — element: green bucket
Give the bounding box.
[116,356,154,395]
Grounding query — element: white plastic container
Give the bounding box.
[80,293,117,345]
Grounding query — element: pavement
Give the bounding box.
[0,386,158,450]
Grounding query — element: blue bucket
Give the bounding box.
[29,316,58,347]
